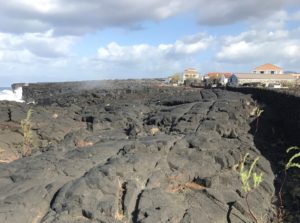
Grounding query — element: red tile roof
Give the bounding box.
[207,72,232,78]
[254,63,282,71]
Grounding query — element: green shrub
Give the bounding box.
[239,153,263,223]
[285,146,300,170]
[277,146,300,222]
[240,153,263,193]
[254,107,264,134]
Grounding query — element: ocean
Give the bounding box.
[0,87,24,102]
[0,87,10,91]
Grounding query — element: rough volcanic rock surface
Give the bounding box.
[228,87,300,222]
[0,84,275,223]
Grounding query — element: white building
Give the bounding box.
[229,73,296,86]
[183,68,199,81]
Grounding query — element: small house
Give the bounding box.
[207,72,232,85]
[253,63,283,74]
[183,68,199,81]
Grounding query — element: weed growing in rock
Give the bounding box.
[21,108,33,157]
[255,107,264,134]
[239,153,263,223]
[277,146,300,222]
[285,146,300,170]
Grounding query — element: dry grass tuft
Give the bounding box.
[52,113,59,119]
[115,211,125,221]
[150,127,160,135]
[168,181,206,193]
[74,139,93,148]
[115,178,126,221]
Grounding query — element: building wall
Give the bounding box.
[229,74,297,86]
[238,78,295,85]
[183,73,199,81]
[253,69,283,74]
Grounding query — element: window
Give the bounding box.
[260,71,264,74]
[271,71,275,74]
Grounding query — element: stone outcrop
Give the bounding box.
[0,82,278,223]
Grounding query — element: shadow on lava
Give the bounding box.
[248,98,300,222]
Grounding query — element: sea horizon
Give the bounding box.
[0,87,11,91]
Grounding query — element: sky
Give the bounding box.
[0,0,300,86]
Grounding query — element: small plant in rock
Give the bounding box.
[277,146,300,222]
[239,153,263,223]
[255,107,264,134]
[21,108,34,157]
[285,146,300,170]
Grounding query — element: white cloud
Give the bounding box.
[288,10,300,22]
[196,0,286,25]
[216,29,300,71]
[217,41,259,62]
[0,0,194,35]
[0,1,299,84]
[97,33,212,61]
[0,0,297,35]
[283,44,300,57]
[97,42,151,62]
[83,33,213,75]
[22,0,59,13]
[249,10,289,30]
[0,30,76,64]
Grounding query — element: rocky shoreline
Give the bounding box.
[0,81,298,222]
